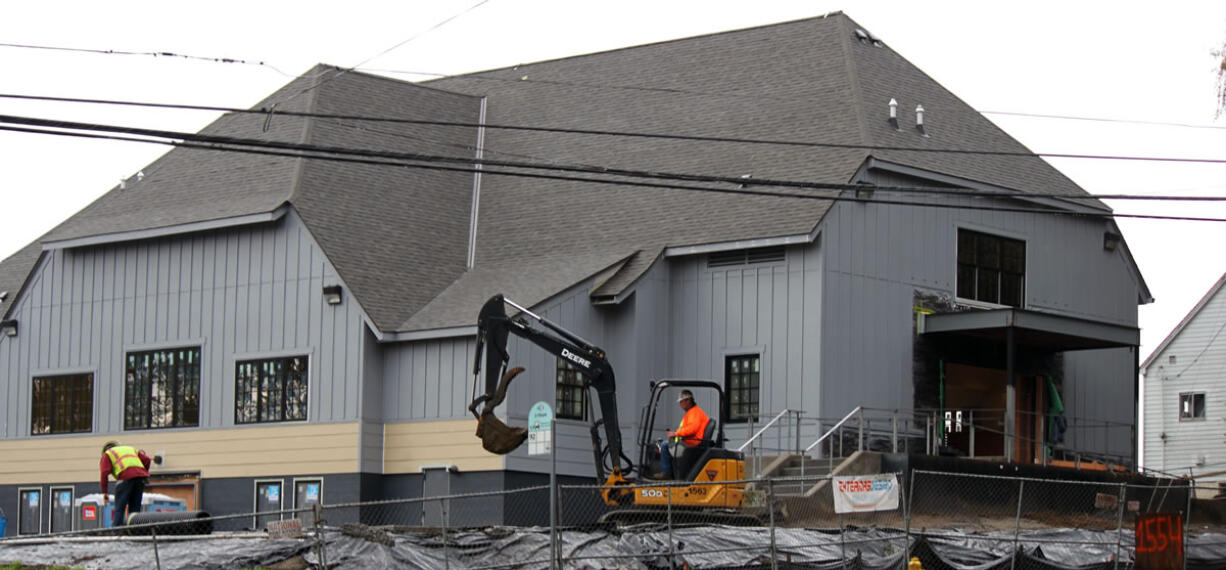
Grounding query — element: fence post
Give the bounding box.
[905,470,915,562]
[1115,482,1126,570]
[441,496,450,570]
[768,478,778,570]
[313,503,329,570]
[667,481,676,569]
[839,507,847,570]
[1012,479,1024,570]
[1185,482,1193,570]
[152,526,162,570]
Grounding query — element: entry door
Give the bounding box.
[255,480,284,530]
[49,487,73,533]
[423,467,451,527]
[18,488,41,535]
[293,479,323,525]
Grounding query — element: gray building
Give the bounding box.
[0,12,1149,534]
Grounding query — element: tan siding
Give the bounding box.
[384,419,502,473]
[0,423,360,485]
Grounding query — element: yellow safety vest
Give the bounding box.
[105,445,143,478]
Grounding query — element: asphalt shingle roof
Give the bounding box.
[1,13,1115,333]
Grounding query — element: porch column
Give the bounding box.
[1005,326,1015,463]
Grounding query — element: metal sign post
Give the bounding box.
[529,401,558,569]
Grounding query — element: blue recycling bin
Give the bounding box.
[0,508,7,537]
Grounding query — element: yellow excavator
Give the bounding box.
[468,294,756,524]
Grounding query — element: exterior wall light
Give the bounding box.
[0,319,16,337]
[322,285,343,305]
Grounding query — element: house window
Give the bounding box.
[725,354,760,423]
[124,347,201,430]
[1180,392,1206,421]
[956,229,1025,307]
[556,359,588,420]
[31,373,93,435]
[235,356,309,424]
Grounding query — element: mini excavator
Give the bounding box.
[468,294,757,524]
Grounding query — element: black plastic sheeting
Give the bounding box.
[3,526,1226,569]
[126,510,214,536]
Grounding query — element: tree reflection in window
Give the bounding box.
[236,356,308,424]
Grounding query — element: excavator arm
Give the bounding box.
[469,295,631,481]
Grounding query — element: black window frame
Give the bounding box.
[235,355,309,424]
[31,373,94,435]
[956,229,1026,307]
[124,346,201,430]
[1179,392,1206,421]
[725,354,760,423]
[555,359,589,421]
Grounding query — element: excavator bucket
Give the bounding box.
[471,366,528,455]
[476,412,528,455]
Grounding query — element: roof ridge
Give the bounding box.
[425,12,849,83]
[835,14,875,160]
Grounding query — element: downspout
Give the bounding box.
[938,359,945,443]
[466,97,488,269]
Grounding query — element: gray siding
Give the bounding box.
[667,241,823,446]
[381,337,474,422]
[818,171,1141,426]
[0,209,367,438]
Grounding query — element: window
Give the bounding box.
[1180,392,1206,421]
[31,373,93,435]
[556,359,588,420]
[956,229,1025,307]
[725,354,760,423]
[124,347,201,430]
[235,356,309,424]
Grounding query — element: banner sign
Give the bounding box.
[832,474,900,514]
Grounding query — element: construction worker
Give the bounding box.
[652,390,710,479]
[100,441,152,527]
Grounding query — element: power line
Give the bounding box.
[7,111,1226,209]
[269,0,493,107]
[4,117,1226,223]
[5,92,1226,167]
[982,110,1226,131]
[0,42,293,76]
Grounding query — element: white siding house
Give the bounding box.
[1142,273,1226,489]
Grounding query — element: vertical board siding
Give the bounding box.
[0,210,367,439]
[818,171,1141,433]
[668,241,824,448]
[1142,283,1226,476]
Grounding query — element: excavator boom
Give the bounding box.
[469,295,630,479]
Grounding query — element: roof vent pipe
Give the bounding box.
[888,98,900,130]
[915,105,929,137]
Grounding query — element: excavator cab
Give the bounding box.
[637,380,731,481]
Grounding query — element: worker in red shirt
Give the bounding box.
[100,441,152,527]
[652,390,710,479]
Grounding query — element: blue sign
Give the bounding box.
[529,401,553,432]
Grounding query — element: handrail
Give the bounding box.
[804,406,863,454]
[737,408,802,453]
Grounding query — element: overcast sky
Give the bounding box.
[3,1,1226,364]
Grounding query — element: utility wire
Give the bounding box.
[268,0,493,107]
[0,42,293,76]
[5,120,1226,223]
[6,93,1226,167]
[5,112,1226,209]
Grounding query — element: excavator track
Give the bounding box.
[598,508,763,527]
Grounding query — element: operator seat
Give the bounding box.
[676,419,717,480]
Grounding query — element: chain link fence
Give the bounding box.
[7,470,1226,569]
